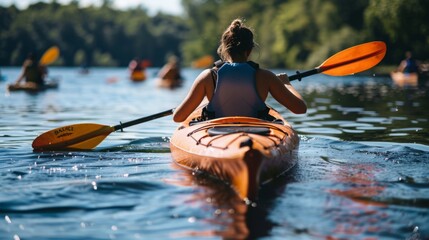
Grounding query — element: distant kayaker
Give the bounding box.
[157,55,182,88]
[14,53,47,88]
[173,18,307,122]
[397,51,420,74]
[128,57,146,81]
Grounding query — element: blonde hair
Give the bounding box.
[217,19,255,61]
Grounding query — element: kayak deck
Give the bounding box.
[170,104,299,201]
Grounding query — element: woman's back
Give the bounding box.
[207,62,266,118]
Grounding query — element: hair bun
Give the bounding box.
[230,19,242,33]
[217,18,255,60]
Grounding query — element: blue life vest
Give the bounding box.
[206,61,267,118]
[404,58,418,73]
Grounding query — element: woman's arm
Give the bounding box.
[173,69,212,122]
[397,60,406,72]
[260,70,307,114]
[14,65,26,84]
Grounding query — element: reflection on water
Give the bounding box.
[168,166,251,239]
[169,163,289,240]
[0,68,428,239]
[289,76,429,145]
[328,164,388,237]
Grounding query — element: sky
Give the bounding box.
[0,0,184,15]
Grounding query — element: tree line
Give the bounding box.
[1,0,428,69]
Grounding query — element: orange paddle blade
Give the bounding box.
[32,123,114,151]
[192,55,214,68]
[40,46,60,65]
[319,41,386,76]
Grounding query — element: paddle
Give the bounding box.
[32,109,174,151]
[288,41,386,81]
[39,46,60,65]
[32,41,386,151]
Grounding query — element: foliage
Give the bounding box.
[0,2,188,67]
[364,0,429,62]
[0,0,427,68]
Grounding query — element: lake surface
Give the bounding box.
[1,67,428,240]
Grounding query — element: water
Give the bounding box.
[1,67,428,240]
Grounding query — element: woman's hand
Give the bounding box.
[276,73,290,84]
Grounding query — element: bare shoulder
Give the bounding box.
[194,68,215,86]
[256,68,276,78]
[256,68,279,84]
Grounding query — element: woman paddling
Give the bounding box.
[14,53,47,89]
[391,51,421,87]
[173,18,307,122]
[396,51,420,74]
[157,55,182,88]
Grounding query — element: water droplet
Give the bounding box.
[188,217,196,223]
[5,215,12,224]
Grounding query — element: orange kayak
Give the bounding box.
[130,71,146,82]
[170,104,299,201]
[156,77,182,89]
[390,71,418,87]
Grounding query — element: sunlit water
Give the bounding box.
[1,67,428,240]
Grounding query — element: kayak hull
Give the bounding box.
[130,71,146,82]
[170,104,299,201]
[156,78,182,89]
[6,81,59,92]
[390,71,418,87]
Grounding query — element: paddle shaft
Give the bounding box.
[289,69,320,81]
[112,108,174,131]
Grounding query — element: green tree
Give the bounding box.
[364,0,429,63]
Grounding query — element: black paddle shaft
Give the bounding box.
[113,109,174,131]
[288,68,320,81]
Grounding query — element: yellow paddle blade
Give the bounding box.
[319,41,386,76]
[32,123,115,151]
[39,46,60,65]
[62,134,111,150]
